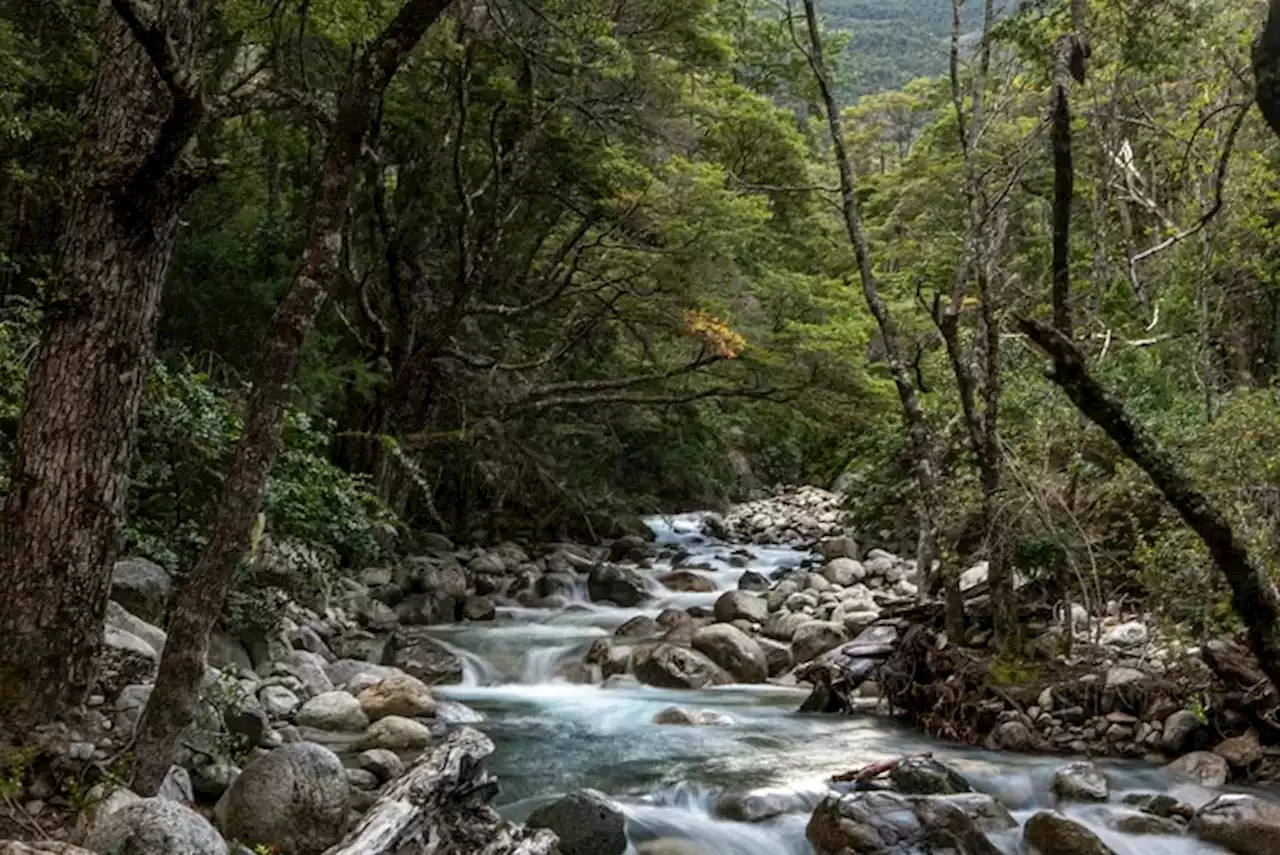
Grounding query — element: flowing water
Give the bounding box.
[426,513,1243,854]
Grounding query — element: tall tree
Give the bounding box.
[0,0,206,734]
[130,0,455,792]
[798,0,944,611]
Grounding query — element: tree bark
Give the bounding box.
[1020,317,1280,689]
[1254,0,1280,141]
[800,0,943,600]
[130,0,453,794]
[0,0,204,735]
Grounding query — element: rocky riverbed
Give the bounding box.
[6,487,1280,855]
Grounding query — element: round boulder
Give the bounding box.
[295,691,369,732]
[712,590,768,624]
[357,674,436,721]
[1192,794,1280,855]
[1023,810,1118,855]
[526,789,627,855]
[83,797,226,855]
[587,564,648,607]
[382,628,464,685]
[691,624,768,683]
[220,742,349,855]
[631,644,731,690]
[792,621,849,663]
[362,715,434,751]
[1052,761,1109,802]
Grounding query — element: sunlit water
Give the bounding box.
[422,513,1244,854]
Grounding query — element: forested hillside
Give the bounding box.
[827,0,982,94]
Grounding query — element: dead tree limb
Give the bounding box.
[1019,317,1280,690]
[325,727,559,855]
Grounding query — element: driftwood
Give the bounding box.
[831,753,932,783]
[323,727,558,855]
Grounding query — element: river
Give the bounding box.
[424,513,1238,855]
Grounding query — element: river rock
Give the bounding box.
[83,797,226,855]
[462,595,496,621]
[105,601,167,659]
[823,558,865,586]
[267,650,333,697]
[362,715,434,751]
[110,558,172,622]
[588,564,649,606]
[382,627,464,685]
[889,756,971,795]
[358,748,404,783]
[762,611,808,642]
[807,791,1010,855]
[527,789,628,855]
[713,590,768,624]
[1052,761,1109,802]
[738,571,769,592]
[1102,621,1149,648]
[1166,751,1229,787]
[220,742,348,855]
[1162,709,1202,754]
[1214,731,1262,769]
[757,637,794,677]
[616,615,660,638]
[1109,810,1185,835]
[691,624,768,683]
[1024,811,1117,855]
[819,536,858,560]
[792,621,849,663]
[190,760,239,801]
[1191,794,1280,855]
[653,707,732,726]
[1105,666,1146,688]
[660,571,716,593]
[258,684,300,719]
[325,658,401,692]
[631,644,731,690]
[295,690,368,732]
[357,674,436,720]
[719,790,825,823]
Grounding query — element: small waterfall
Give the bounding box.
[625,785,813,855]
[521,642,579,683]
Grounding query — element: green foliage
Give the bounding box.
[126,366,395,584]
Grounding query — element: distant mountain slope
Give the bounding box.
[826,0,982,95]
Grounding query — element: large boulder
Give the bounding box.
[1191,794,1280,855]
[631,644,731,690]
[83,797,226,855]
[587,565,648,607]
[267,650,333,697]
[110,558,172,622]
[382,628,464,685]
[1167,751,1230,788]
[889,757,971,796]
[1052,761,1109,802]
[1161,709,1202,754]
[220,742,349,855]
[792,621,849,663]
[712,590,768,624]
[526,789,627,855]
[357,674,436,720]
[691,624,768,683]
[1023,811,1117,855]
[295,691,368,732]
[807,791,1010,855]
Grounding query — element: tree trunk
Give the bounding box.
[130,0,453,794]
[0,0,204,735]
[1021,318,1280,688]
[1255,0,1280,138]
[800,0,943,603]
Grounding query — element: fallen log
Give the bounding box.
[323,726,558,855]
[831,753,932,783]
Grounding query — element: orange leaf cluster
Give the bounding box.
[684,309,746,359]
